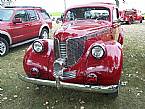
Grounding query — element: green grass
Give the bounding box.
[50,12,62,17]
[1,22,145,109]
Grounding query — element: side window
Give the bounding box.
[113,8,119,21]
[66,11,75,20]
[40,10,50,20]
[27,10,38,21]
[15,10,28,22]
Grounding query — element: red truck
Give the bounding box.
[19,2,124,96]
[119,9,143,24]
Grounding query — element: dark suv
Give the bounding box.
[0,6,52,56]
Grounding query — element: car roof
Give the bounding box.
[66,2,117,10]
[4,6,43,11]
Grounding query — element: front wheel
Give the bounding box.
[40,28,49,39]
[140,19,143,23]
[0,37,9,56]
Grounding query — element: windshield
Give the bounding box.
[65,7,110,21]
[0,9,14,21]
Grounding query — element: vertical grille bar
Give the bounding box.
[54,38,60,60]
[59,42,67,58]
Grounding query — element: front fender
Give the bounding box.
[84,41,123,85]
[23,39,55,80]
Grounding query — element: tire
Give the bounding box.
[0,37,9,56]
[40,28,49,39]
[140,19,143,23]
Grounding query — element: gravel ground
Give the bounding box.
[0,22,145,109]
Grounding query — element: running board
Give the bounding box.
[10,38,39,48]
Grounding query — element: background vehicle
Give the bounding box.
[141,13,145,20]
[119,9,143,24]
[0,6,52,56]
[19,2,124,96]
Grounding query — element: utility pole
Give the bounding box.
[64,0,66,10]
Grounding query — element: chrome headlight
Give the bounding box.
[32,41,44,53]
[91,45,105,59]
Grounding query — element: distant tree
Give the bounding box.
[0,0,12,7]
[115,0,119,7]
[115,0,125,7]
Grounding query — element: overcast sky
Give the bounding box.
[14,0,145,13]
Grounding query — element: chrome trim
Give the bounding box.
[54,58,65,87]
[85,27,110,40]
[10,38,39,48]
[91,43,106,59]
[54,38,60,59]
[18,74,119,93]
[59,41,67,58]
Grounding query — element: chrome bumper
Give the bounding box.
[18,74,119,93]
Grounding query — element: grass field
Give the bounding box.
[0,22,145,109]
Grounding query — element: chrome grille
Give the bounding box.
[60,42,67,58]
[54,37,85,67]
[54,38,60,59]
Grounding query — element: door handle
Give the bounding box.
[25,24,30,26]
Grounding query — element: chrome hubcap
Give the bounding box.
[0,41,6,55]
[42,31,48,39]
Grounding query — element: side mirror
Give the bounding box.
[61,13,64,22]
[13,18,22,24]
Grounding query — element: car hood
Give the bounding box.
[54,20,111,41]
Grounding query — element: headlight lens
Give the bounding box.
[91,45,105,59]
[32,41,43,53]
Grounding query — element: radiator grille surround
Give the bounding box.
[54,37,85,67]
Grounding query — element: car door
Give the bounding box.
[26,9,42,39]
[10,10,31,43]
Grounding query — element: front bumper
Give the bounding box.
[18,74,119,93]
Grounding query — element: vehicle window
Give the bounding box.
[65,7,110,21]
[27,10,39,21]
[15,10,28,22]
[0,9,13,21]
[40,10,50,20]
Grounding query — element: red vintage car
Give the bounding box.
[119,9,143,24]
[19,2,124,96]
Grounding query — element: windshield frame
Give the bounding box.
[64,6,111,22]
